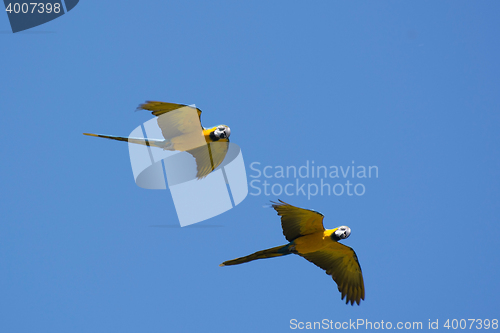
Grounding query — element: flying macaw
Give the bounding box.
[220,200,365,305]
[84,101,231,179]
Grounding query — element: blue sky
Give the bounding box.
[1,1,499,332]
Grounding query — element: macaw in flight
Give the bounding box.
[84,101,231,179]
[221,200,365,305]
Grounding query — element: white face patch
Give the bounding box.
[334,226,351,239]
[214,125,231,139]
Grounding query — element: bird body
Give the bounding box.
[221,200,365,305]
[293,228,336,253]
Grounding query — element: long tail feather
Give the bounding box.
[220,244,290,266]
[83,133,167,148]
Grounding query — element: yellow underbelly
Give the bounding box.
[293,229,335,254]
[202,129,213,142]
[167,129,219,151]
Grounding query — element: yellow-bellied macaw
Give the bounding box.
[84,101,231,179]
[221,200,365,305]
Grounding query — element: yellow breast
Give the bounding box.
[293,229,336,254]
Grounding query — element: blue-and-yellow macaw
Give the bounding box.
[220,200,365,305]
[84,101,231,179]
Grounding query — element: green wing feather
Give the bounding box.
[271,200,325,242]
[299,242,365,305]
[186,141,229,179]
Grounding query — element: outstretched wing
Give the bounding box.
[271,200,325,242]
[186,141,229,179]
[299,242,365,305]
[138,101,202,118]
[138,101,204,142]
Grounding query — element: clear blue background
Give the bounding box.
[1,1,499,332]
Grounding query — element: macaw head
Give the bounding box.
[213,125,231,139]
[334,226,351,240]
